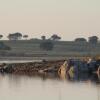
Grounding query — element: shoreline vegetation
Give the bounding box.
[0,34,100,58]
[0,60,65,75]
[0,58,100,77]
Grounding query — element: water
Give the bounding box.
[0,60,42,64]
[0,73,100,100]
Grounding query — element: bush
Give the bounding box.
[0,42,11,50]
[40,40,54,51]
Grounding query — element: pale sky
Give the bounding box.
[0,0,100,40]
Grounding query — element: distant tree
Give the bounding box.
[0,35,3,40]
[0,42,11,50]
[50,34,61,41]
[8,32,22,40]
[40,40,54,51]
[89,36,98,44]
[13,32,22,40]
[23,35,28,40]
[41,36,46,40]
[75,38,87,42]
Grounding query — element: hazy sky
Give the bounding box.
[0,0,100,40]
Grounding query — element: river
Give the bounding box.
[0,72,100,100]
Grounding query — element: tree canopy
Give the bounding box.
[75,38,87,42]
[8,32,22,40]
[50,34,61,41]
[0,35,3,39]
[41,36,46,40]
[89,36,98,44]
[23,35,28,40]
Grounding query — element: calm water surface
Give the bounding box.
[0,73,100,100]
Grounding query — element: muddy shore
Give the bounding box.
[0,60,65,74]
[0,58,100,75]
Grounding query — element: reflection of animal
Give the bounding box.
[68,66,74,79]
[58,61,68,80]
[96,66,100,75]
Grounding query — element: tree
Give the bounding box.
[0,42,11,50]
[41,36,46,40]
[0,35,3,40]
[8,32,22,40]
[75,38,87,42]
[50,34,61,41]
[40,40,54,51]
[23,35,28,40]
[89,36,98,44]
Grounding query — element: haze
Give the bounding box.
[0,0,100,40]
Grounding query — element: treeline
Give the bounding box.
[0,32,99,44]
[75,36,99,44]
[0,33,28,40]
[0,33,62,51]
[0,32,61,41]
[0,32,99,51]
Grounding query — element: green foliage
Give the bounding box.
[0,42,11,50]
[75,38,87,42]
[40,40,54,51]
[41,36,46,40]
[50,34,61,41]
[0,35,3,39]
[8,32,22,40]
[23,35,28,39]
[89,36,98,44]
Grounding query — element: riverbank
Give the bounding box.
[0,56,98,63]
[0,56,89,61]
[0,60,65,74]
[0,58,100,75]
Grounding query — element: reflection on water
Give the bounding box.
[0,72,100,100]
